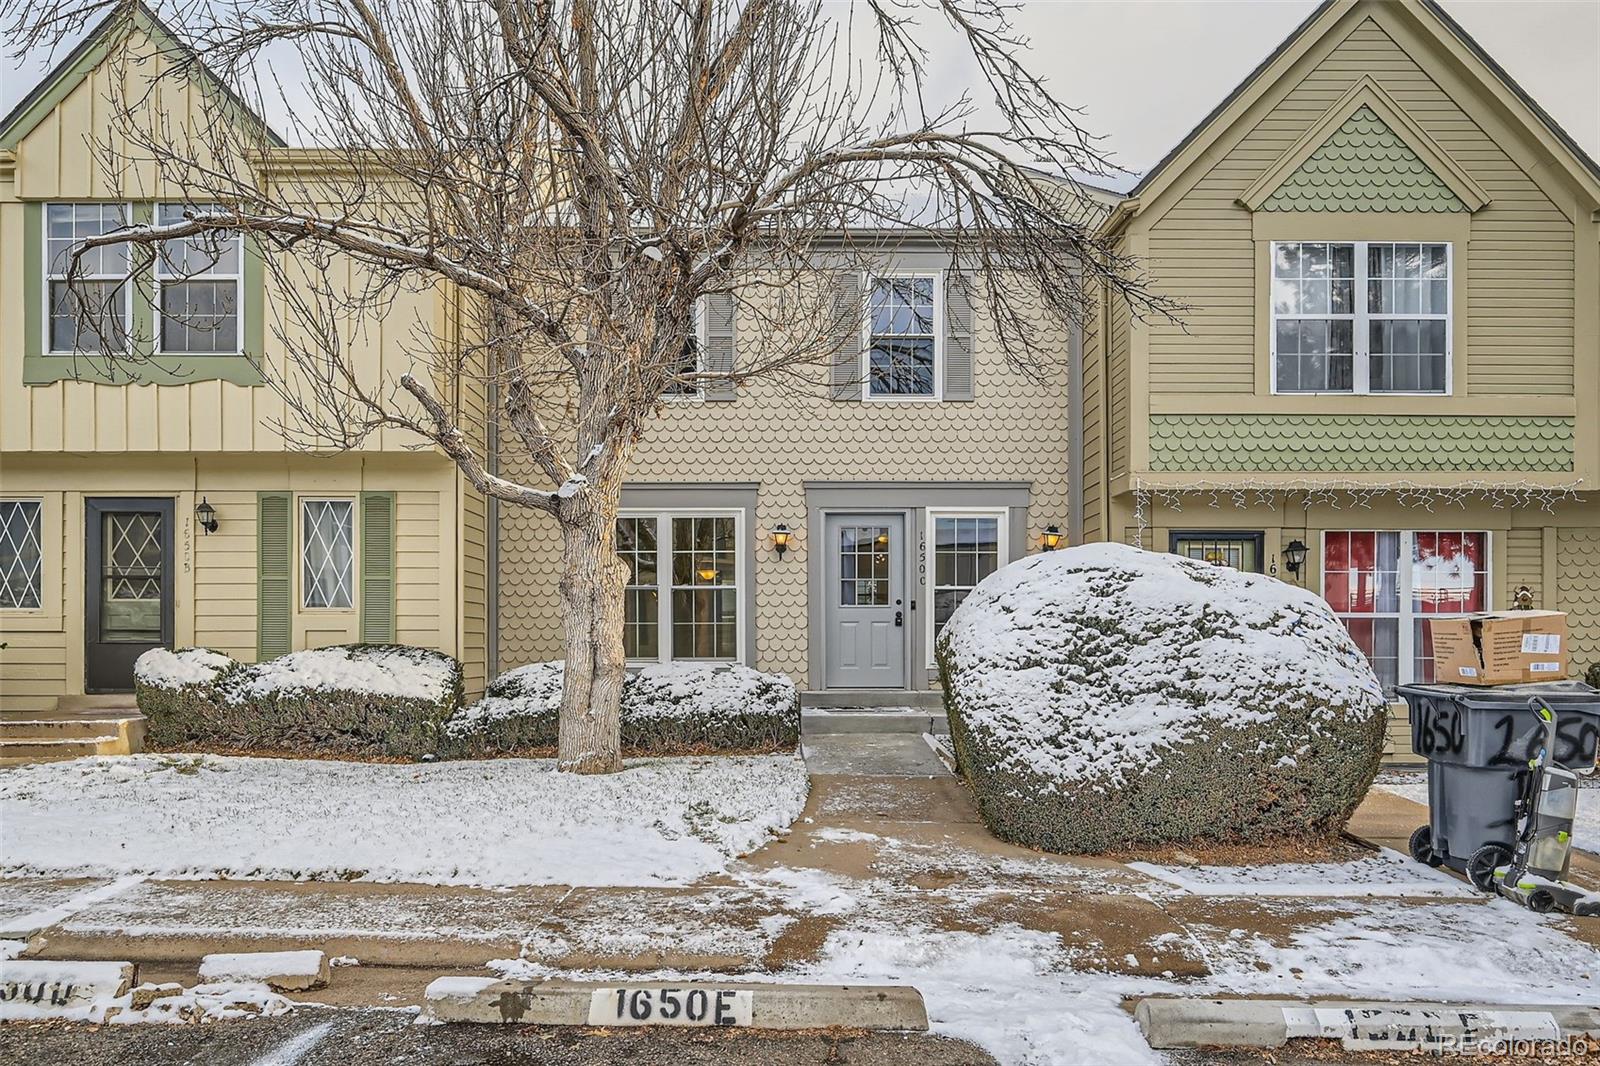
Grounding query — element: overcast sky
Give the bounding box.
[3,1,1596,180]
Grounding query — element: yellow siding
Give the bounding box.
[193,489,258,660]
[1079,292,1106,542]
[1503,526,1544,611]
[1144,14,1575,396]
[459,484,488,698]
[1106,288,1130,482]
[395,491,443,650]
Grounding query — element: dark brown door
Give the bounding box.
[85,498,174,693]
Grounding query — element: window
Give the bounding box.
[302,499,355,609]
[1272,241,1450,395]
[617,511,741,662]
[157,204,243,354]
[46,203,130,354]
[0,501,43,610]
[662,300,705,400]
[928,510,1007,662]
[1170,531,1264,573]
[1323,530,1487,695]
[866,275,938,399]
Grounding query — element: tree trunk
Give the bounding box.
[555,502,630,774]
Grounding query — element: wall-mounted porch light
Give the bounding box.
[196,497,219,535]
[1041,525,1063,551]
[1281,538,1308,579]
[771,523,792,558]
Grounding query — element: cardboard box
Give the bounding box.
[1429,610,1569,686]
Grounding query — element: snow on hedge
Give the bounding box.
[0,753,809,887]
[242,645,455,702]
[441,660,799,755]
[938,542,1388,853]
[134,648,235,688]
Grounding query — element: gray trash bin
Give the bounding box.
[1396,680,1600,888]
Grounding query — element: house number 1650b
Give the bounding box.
[587,987,754,1027]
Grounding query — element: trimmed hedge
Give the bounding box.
[135,644,463,758]
[438,661,800,757]
[937,543,1389,855]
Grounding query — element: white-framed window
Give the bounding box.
[1271,241,1450,395]
[1322,529,1489,695]
[156,203,243,354]
[0,500,44,610]
[301,498,355,609]
[661,298,706,401]
[45,202,132,354]
[926,508,1007,664]
[864,273,940,400]
[617,510,743,663]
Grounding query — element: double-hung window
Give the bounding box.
[617,511,742,662]
[866,275,938,399]
[1272,241,1450,394]
[1323,529,1487,695]
[46,203,131,354]
[302,499,355,609]
[928,510,1006,661]
[0,500,44,610]
[662,298,705,400]
[157,204,243,354]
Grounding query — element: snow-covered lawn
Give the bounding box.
[1378,769,1600,855]
[0,754,808,887]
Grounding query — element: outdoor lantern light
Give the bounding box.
[1041,525,1063,551]
[195,497,219,535]
[1282,539,1309,578]
[772,523,791,557]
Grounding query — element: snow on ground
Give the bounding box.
[1129,847,1477,897]
[0,754,808,887]
[1379,769,1600,855]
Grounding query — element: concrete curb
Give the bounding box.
[423,977,929,1031]
[1135,998,1600,1051]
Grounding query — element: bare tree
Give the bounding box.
[7,0,1173,772]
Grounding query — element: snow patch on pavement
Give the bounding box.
[0,754,808,888]
[1129,847,1478,898]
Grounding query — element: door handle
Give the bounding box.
[894,610,903,627]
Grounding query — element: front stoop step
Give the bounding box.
[801,709,949,736]
[0,712,144,763]
[800,690,942,710]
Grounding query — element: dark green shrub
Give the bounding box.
[136,644,463,758]
[439,661,800,757]
[937,543,1388,855]
[1586,662,1600,690]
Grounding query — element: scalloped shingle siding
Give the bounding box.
[1261,106,1465,212]
[1148,415,1574,473]
[1558,529,1600,677]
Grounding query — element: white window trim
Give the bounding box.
[154,203,246,357]
[299,496,358,612]
[662,298,707,404]
[1269,240,1453,397]
[0,498,45,612]
[619,507,746,665]
[861,270,944,403]
[1320,528,1491,690]
[924,506,1009,667]
[43,202,134,356]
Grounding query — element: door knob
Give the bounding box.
[894,610,903,627]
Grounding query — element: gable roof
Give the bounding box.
[1117,0,1600,226]
[0,0,284,152]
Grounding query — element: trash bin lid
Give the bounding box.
[1398,679,1600,712]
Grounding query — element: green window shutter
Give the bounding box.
[360,491,396,643]
[829,271,863,401]
[943,271,975,401]
[257,492,292,661]
[702,293,738,401]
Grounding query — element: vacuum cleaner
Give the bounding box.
[1492,697,1599,916]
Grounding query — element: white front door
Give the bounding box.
[823,514,906,688]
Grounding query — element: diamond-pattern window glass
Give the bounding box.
[839,524,892,606]
[101,511,164,642]
[0,501,43,610]
[302,499,355,609]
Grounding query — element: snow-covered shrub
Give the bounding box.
[936,543,1388,854]
[439,660,799,757]
[136,644,463,758]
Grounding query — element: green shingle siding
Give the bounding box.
[1260,106,1466,213]
[1149,415,1574,473]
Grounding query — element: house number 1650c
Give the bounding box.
[587,987,754,1027]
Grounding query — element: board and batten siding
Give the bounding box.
[1106,287,1131,482]
[1143,14,1576,397]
